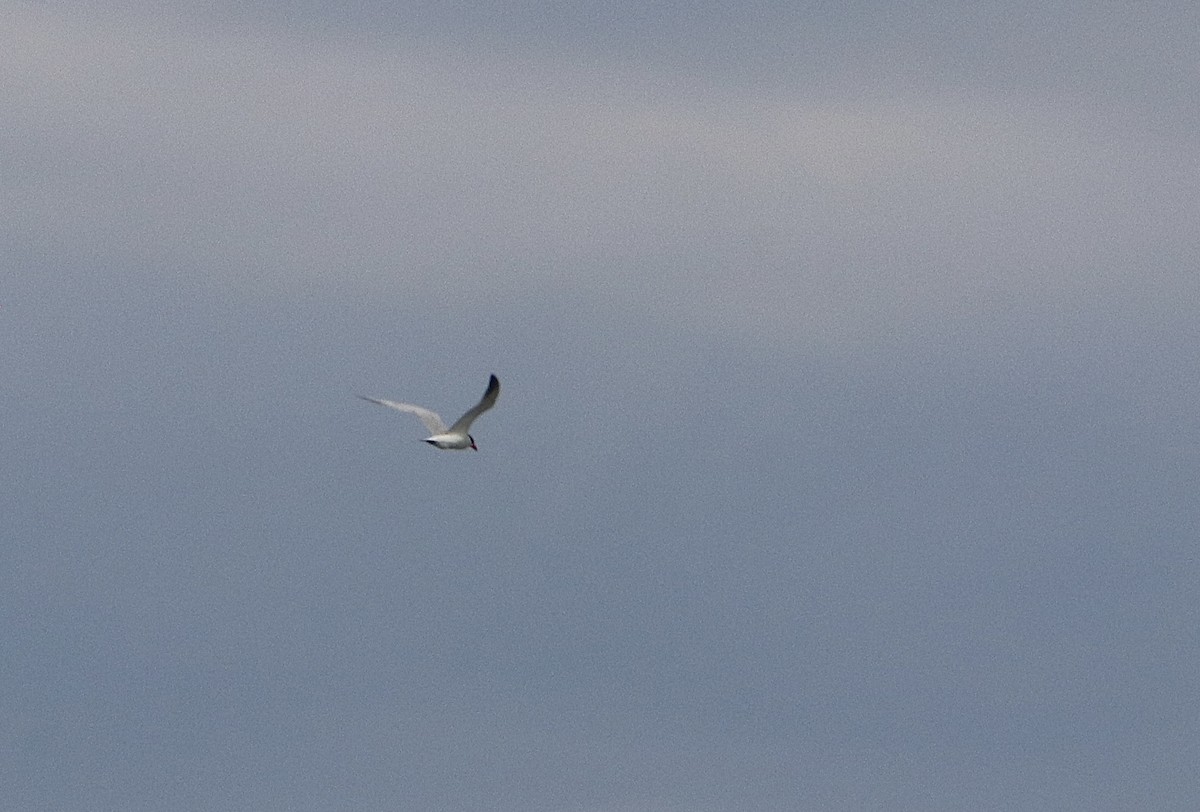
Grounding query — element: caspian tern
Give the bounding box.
[357,374,500,451]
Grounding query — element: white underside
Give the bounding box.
[426,433,472,450]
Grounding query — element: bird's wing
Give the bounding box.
[356,395,448,434]
[448,375,501,434]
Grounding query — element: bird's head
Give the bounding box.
[469,435,478,451]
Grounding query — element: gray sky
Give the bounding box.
[4,2,1199,809]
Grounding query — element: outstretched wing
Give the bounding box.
[356,395,448,435]
[448,374,500,434]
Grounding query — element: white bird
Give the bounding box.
[357,374,500,451]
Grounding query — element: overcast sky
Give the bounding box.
[4,2,1199,809]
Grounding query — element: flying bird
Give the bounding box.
[357,374,500,451]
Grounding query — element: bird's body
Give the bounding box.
[358,374,500,451]
[423,432,476,450]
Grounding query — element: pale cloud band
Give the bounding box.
[6,3,1196,347]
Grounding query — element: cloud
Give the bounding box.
[6,2,1197,352]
